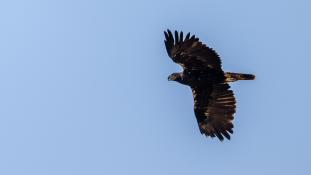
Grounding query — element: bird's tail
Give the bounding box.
[225,72,255,82]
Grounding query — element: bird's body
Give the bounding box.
[169,69,225,87]
[164,30,255,141]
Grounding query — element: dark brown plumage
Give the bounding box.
[164,29,255,141]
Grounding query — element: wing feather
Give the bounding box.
[192,83,236,141]
[164,29,222,70]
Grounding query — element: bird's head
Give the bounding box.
[168,73,183,82]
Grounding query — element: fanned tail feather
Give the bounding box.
[225,72,255,82]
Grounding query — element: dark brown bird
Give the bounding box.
[164,29,255,141]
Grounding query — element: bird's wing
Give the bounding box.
[164,29,222,70]
[191,83,236,141]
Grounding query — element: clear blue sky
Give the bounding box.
[0,0,310,174]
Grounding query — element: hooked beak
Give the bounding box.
[168,75,174,81]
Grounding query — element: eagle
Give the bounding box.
[164,29,255,141]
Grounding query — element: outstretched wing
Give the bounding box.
[192,83,236,141]
[164,29,222,70]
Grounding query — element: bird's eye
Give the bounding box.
[174,53,181,58]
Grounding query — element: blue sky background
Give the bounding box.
[0,0,310,174]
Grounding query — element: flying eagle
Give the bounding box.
[164,30,255,141]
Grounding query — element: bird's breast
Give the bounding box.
[182,70,225,86]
